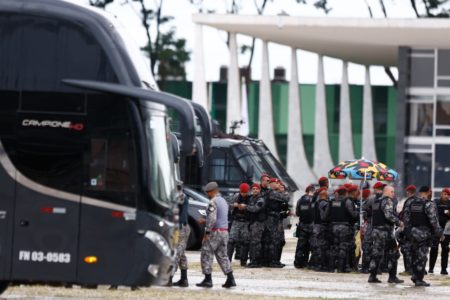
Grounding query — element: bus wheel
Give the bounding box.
[0,281,9,295]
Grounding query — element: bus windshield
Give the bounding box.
[146,113,177,204]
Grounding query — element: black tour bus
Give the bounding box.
[0,0,197,292]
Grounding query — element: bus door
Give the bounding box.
[10,94,86,282]
[76,94,138,285]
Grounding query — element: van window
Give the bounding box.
[209,148,242,184]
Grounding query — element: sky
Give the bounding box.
[71,0,428,85]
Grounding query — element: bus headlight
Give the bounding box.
[144,231,171,257]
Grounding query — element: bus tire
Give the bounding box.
[0,281,9,295]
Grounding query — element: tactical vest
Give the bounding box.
[248,195,267,222]
[232,194,249,221]
[314,200,325,224]
[265,190,283,215]
[371,197,389,227]
[410,199,431,228]
[434,198,450,227]
[329,197,351,224]
[297,195,313,224]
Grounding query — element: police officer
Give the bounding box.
[310,188,330,271]
[328,186,359,273]
[404,186,443,286]
[276,181,290,264]
[397,185,417,275]
[347,185,361,272]
[263,178,287,268]
[244,183,266,268]
[428,187,450,275]
[260,173,271,196]
[228,183,251,266]
[368,185,403,284]
[172,187,191,287]
[360,188,372,273]
[197,182,236,288]
[362,182,385,275]
[294,184,315,269]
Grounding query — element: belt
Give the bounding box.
[212,228,228,232]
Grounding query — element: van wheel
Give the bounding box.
[0,281,9,294]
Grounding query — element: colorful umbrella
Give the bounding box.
[328,158,398,181]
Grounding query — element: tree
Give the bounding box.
[89,0,191,84]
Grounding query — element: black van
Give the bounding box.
[0,0,196,292]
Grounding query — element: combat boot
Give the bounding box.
[415,280,430,287]
[368,269,381,283]
[222,272,236,288]
[388,276,404,284]
[173,269,189,287]
[196,274,212,288]
[441,269,448,275]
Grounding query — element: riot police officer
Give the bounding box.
[294,184,315,268]
[328,186,358,273]
[403,186,443,286]
[244,183,267,267]
[228,183,251,266]
[310,188,330,271]
[368,186,403,284]
[263,178,288,268]
[428,188,450,275]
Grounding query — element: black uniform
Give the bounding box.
[246,194,267,267]
[310,197,330,271]
[294,194,314,268]
[404,197,442,285]
[328,196,358,272]
[263,190,288,267]
[369,196,400,281]
[228,194,251,265]
[428,198,450,273]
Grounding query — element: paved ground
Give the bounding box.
[2,228,450,300]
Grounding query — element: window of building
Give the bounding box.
[438,50,450,76]
[434,144,450,188]
[404,152,432,187]
[410,56,435,87]
[436,95,450,126]
[406,102,434,136]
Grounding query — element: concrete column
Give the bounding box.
[362,66,378,161]
[258,40,279,159]
[226,32,241,134]
[192,24,208,110]
[313,55,334,177]
[338,61,356,162]
[240,77,250,136]
[287,48,316,187]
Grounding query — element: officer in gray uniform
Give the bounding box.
[196,182,236,288]
[244,183,266,268]
[403,186,443,287]
[368,185,404,284]
[328,186,359,273]
[171,189,191,287]
[294,184,315,268]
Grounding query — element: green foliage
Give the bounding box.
[143,28,190,82]
[89,0,114,8]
